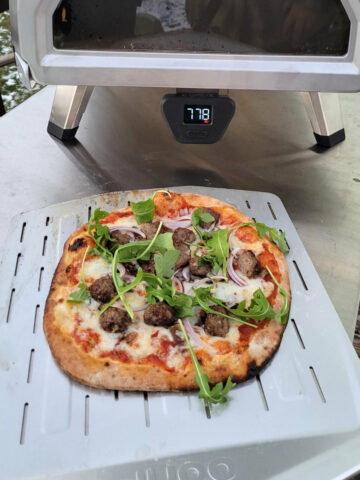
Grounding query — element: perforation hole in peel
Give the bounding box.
[245,200,251,209]
[27,349,35,383]
[256,376,269,411]
[293,261,308,291]
[291,319,305,349]
[279,228,290,251]
[38,267,44,292]
[20,222,26,243]
[114,391,119,401]
[45,217,50,227]
[42,236,48,256]
[143,393,150,428]
[88,206,92,221]
[84,395,90,436]
[309,367,326,403]
[6,288,15,323]
[33,305,40,333]
[204,401,211,419]
[267,202,277,220]
[14,253,21,276]
[20,403,29,445]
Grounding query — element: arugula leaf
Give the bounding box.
[130,190,171,225]
[154,250,180,279]
[100,268,144,316]
[191,208,214,240]
[88,208,114,262]
[172,294,195,318]
[266,266,289,324]
[130,198,155,224]
[229,290,276,322]
[193,287,257,328]
[114,225,173,263]
[206,229,229,276]
[68,282,90,303]
[239,222,289,254]
[178,319,236,405]
[68,246,91,303]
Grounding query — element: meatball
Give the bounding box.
[175,244,191,269]
[169,324,185,345]
[143,302,176,327]
[199,208,220,229]
[110,230,132,246]
[138,254,155,274]
[172,228,196,248]
[140,222,168,239]
[123,262,138,276]
[236,250,261,278]
[189,256,212,277]
[89,275,116,303]
[100,307,131,333]
[204,306,229,337]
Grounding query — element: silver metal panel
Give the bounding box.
[0,187,359,479]
[9,0,360,92]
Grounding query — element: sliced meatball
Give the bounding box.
[175,244,191,269]
[89,275,117,303]
[199,208,220,229]
[123,262,138,276]
[204,305,229,337]
[138,254,155,274]
[140,221,168,239]
[236,250,261,278]
[169,324,185,345]
[189,256,212,277]
[110,230,132,246]
[100,307,131,333]
[143,302,176,327]
[172,228,196,248]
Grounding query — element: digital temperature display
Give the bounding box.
[184,105,212,124]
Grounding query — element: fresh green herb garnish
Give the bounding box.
[266,266,289,324]
[100,267,144,317]
[130,190,171,224]
[154,250,180,279]
[191,208,215,240]
[178,319,236,405]
[68,246,91,303]
[205,229,229,276]
[237,222,289,255]
[88,209,114,261]
[130,198,155,225]
[193,287,256,328]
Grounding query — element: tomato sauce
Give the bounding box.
[238,319,269,344]
[99,209,133,224]
[157,337,176,358]
[100,349,131,362]
[212,340,232,355]
[72,317,100,353]
[258,243,281,306]
[67,261,81,286]
[235,226,259,243]
[154,192,188,217]
[144,354,175,373]
[219,208,240,226]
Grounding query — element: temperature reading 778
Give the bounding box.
[184,105,212,125]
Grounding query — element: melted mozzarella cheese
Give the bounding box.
[84,257,112,281]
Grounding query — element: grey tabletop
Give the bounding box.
[0,85,359,338]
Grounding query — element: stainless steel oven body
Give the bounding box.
[10,0,360,91]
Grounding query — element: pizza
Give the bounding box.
[44,191,290,402]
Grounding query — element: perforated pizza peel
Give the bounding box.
[0,187,360,480]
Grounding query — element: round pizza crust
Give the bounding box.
[44,192,291,391]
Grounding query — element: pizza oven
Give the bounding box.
[10,0,360,144]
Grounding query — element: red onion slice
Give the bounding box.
[173,276,184,293]
[182,266,190,282]
[208,274,228,282]
[227,255,247,287]
[109,226,146,238]
[117,263,126,278]
[162,216,192,230]
[183,318,216,355]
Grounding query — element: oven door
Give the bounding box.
[10,0,360,92]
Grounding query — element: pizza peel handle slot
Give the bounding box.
[19,403,29,445]
[6,288,15,323]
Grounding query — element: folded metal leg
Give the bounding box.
[301,92,345,148]
[47,85,94,141]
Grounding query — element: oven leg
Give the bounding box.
[47,86,94,141]
[301,92,345,148]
